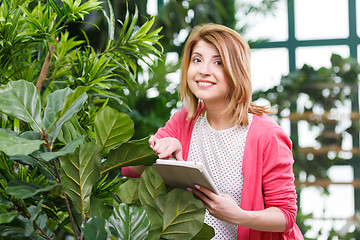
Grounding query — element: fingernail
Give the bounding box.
[195,185,200,189]
[186,188,192,192]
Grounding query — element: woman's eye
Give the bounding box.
[193,57,201,63]
[215,60,222,65]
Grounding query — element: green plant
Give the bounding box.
[0,80,214,239]
[0,0,213,239]
[0,80,213,239]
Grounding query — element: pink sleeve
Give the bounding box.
[261,125,297,232]
[154,108,186,139]
[121,167,141,178]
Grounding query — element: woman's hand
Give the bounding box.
[188,185,287,232]
[188,185,243,224]
[149,136,183,161]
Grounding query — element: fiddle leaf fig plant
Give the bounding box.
[0,79,213,239]
[0,0,213,239]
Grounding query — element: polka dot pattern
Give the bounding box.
[188,112,253,239]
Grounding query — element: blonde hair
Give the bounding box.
[179,23,274,126]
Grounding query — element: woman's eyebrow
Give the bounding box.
[192,52,221,58]
[192,51,202,57]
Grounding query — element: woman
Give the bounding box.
[123,23,303,239]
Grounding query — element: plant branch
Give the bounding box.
[33,221,52,240]
[36,40,57,94]
[12,199,31,219]
[80,213,86,240]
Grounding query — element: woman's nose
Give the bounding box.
[199,62,212,75]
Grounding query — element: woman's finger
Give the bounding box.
[149,136,157,148]
[194,184,218,200]
[174,150,184,161]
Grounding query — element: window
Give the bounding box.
[248,0,360,239]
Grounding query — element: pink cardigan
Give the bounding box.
[122,105,304,240]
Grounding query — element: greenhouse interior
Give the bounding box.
[0,0,359,239]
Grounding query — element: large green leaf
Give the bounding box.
[192,223,215,240]
[5,180,58,199]
[106,203,150,240]
[20,131,42,141]
[0,130,43,156]
[59,142,101,216]
[88,196,112,219]
[48,88,88,144]
[151,189,205,240]
[43,88,73,131]
[0,80,43,131]
[58,117,87,144]
[101,137,157,175]
[117,178,139,204]
[94,106,134,156]
[81,216,107,240]
[139,166,168,206]
[142,204,162,240]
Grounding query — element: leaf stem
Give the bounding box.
[33,220,52,240]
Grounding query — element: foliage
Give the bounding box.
[83,0,279,54]
[120,167,214,240]
[0,0,212,239]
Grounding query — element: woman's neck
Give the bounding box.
[204,102,235,130]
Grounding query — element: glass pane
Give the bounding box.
[250,48,289,91]
[300,166,354,239]
[147,0,158,15]
[238,0,288,42]
[296,45,350,69]
[295,0,349,40]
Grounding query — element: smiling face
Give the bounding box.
[180,24,254,125]
[187,40,230,107]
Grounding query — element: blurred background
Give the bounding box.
[75,0,360,239]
